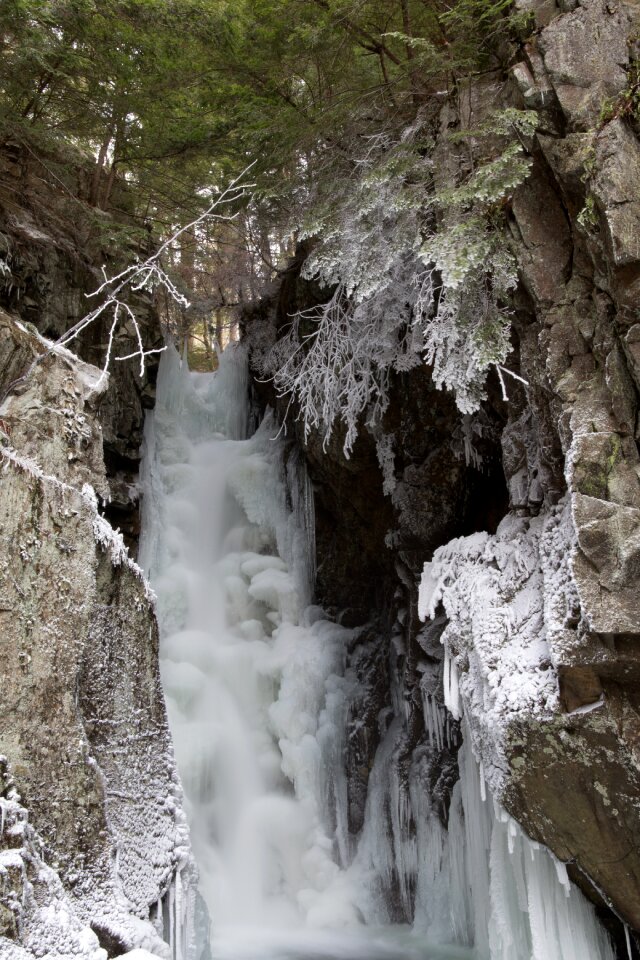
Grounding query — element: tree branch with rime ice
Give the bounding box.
[251,110,535,456]
[261,285,391,456]
[2,164,256,401]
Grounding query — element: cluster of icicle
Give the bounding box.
[139,342,616,960]
[446,731,616,960]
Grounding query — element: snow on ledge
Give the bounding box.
[417,500,576,792]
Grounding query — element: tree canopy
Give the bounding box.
[1,0,525,220]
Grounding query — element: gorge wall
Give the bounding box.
[0,150,193,957]
[245,0,640,951]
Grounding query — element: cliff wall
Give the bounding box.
[0,310,193,959]
[0,307,197,958]
[0,135,194,957]
[246,0,640,949]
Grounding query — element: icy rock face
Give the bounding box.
[419,487,640,933]
[0,758,106,960]
[490,0,640,932]
[0,310,193,958]
[465,8,640,878]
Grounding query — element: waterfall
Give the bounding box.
[139,344,616,960]
[139,345,386,958]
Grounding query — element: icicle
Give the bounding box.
[423,693,447,753]
[436,700,443,752]
[423,691,434,747]
[625,924,633,960]
[443,650,451,715]
[479,760,486,803]
[553,856,571,897]
[507,818,517,856]
[168,880,175,960]
[175,868,183,960]
[443,647,462,721]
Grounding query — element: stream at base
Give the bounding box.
[208,926,471,960]
[139,344,616,960]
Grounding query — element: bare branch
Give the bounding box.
[1,166,256,401]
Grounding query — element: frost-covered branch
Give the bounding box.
[2,165,255,400]
[250,110,534,455]
[495,363,529,401]
[258,255,421,456]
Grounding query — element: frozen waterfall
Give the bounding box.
[139,344,616,960]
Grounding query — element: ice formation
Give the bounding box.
[417,507,568,792]
[139,344,363,955]
[139,343,616,960]
[444,731,616,960]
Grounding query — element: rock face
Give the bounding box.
[0,141,163,552]
[0,310,192,958]
[247,0,640,947]
[497,0,640,931]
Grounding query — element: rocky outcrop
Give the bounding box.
[0,141,163,552]
[487,0,640,932]
[0,310,192,958]
[411,0,640,944]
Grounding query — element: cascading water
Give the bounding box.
[139,343,617,960]
[139,344,399,959]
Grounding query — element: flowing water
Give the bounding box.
[139,344,616,960]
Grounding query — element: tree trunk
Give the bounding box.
[90,122,115,206]
[400,0,421,104]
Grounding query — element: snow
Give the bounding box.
[114,952,166,960]
[568,695,605,715]
[0,783,109,960]
[418,507,568,791]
